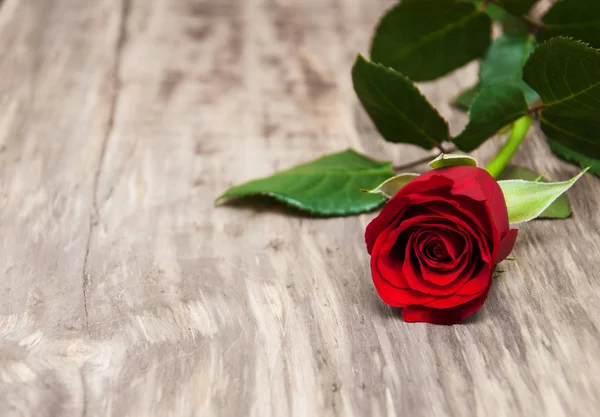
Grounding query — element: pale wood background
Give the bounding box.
[1,0,599,416]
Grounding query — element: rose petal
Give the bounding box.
[419,228,465,264]
[415,262,492,309]
[403,230,476,296]
[454,263,493,296]
[446,168,509,260]
[422,201,493,264]
[418,245,474,288]
[439,166,508,236]
[365,198,409,254]
[374,210,487,296]
[377,245,410,290]
[394,166,509,262]
[423,198,491,243]
[394,171,454,196]
[495,229,518,264]
[366,169,467,254]
[401,285,490,325]
[372,262,433,307]
[372,218,410,289]
[365,166,508,324]
[371,236,434,307]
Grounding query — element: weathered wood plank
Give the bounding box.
[0,0,125,414]
[1,0,600,416]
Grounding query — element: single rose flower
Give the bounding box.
[365,165,518,325]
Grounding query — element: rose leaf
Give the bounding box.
[468,1,505,20]
[360,173,419,199]
[454,85,481,110]
[495,0,537,16]
[370,0,491,81]
[479,33,539,103]
[501,13,530,36]
[523,37,600,175]
[497,165,572,219]
[454,31,538,112]
[454,32,538,112]
[538,0,600,48]
[498,168,588,224]
[452,85,529,152]
[352,56,449,149]
[549,140,600,177]
[429,153,478,169]
[216,149,395,216]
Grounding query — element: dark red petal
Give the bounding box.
[377,242,410,290]
[447,167,509,260]
[366,170,462,254]
[495,229,518,264]
[366,165,510,258]
[391,171,454,198]
[419,228,465,264]
[370,217,444,307]
[371,238,433,307]
[372,264,434,307]
[424,198,492,244]
[375,214,465,292]
[401,285,491,325]
[418,246,474,288]
[421,201,493,264]
[419,262,492,309]
[365,198,409,254]
[404,166,509,260]
[402,228,478,297]
[454,263,493,296]
[371,217,410,289]
[408,205,493,268]
[373,209,489,297]
[379,221,468,291]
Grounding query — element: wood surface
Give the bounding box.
[1,0,600,416]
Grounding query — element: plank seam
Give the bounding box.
[81,0,131,339]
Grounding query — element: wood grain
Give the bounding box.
[1,0,600,416]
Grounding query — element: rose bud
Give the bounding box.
[365,165,518,325]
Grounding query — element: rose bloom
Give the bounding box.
[365,165,518,325]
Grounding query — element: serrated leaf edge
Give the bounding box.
[353,55,450,147]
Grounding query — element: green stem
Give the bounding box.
[485,116,533,178]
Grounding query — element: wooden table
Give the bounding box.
[1,0,599,416]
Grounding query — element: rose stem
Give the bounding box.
[484,115,533,178]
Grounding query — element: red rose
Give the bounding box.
[365,165,518,325]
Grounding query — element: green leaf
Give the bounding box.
[498,168,587,223]
[360,173,419,198]
[486,3,506,20]
[501,13,530,36]
[352,56,449,149]
[539,113,600,159]
[216,150,396,216]
[429,153,478,169]
[370,0,491,81]
[550,140,600,177]
[479,34,539,103]
[454,33,538,111]
[469,0,506,20]
[524,38,600,119]
[497,165,572,219]
[538,0,600,48]
[454,85,481,110]
[523,37,600,163]
[453,85,529,152]
[496,0,538,16]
